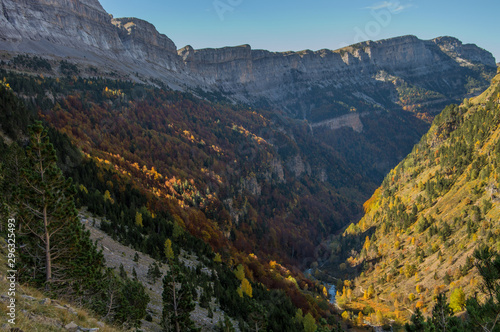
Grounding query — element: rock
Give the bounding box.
[96,321,105,327]
[65,321,78,330]
[20,295,36,301]
[40,298,51,305]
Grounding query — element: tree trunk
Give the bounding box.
[172,274,180,332]
[43,204,52,282]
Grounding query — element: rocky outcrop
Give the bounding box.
[433,36,497,68]
[311,112,364,133]
[0,0,187,85]
[111,17,179,70]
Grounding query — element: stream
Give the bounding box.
[304,269,337,304]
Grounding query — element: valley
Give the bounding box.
[0,0,499,331]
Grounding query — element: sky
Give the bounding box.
[99,0,500,61]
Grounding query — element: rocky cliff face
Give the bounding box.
[182,35,495,118]
[0,0,119,51]
[0,0,496,123]
[0,0,186,82]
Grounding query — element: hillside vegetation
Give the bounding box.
[0,61,342,330]
[322,68,500,328]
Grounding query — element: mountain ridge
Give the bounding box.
[0,0,495,119]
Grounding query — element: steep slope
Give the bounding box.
[0,84,337,331]
[324,68,500,326]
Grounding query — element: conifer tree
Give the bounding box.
[16,122,104,294]
[162,263,196,332]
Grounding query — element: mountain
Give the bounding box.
[0,0,495,116]
[0,0,496,185]
[323,68,500,326]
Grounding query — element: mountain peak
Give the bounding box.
[111,17,177,53]
[433,36,496,67]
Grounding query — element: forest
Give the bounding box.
[0,59,346,330]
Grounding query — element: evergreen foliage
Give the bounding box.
[162,263,197,332]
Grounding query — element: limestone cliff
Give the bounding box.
[0,0,496,124]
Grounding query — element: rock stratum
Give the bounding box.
[0,0,496,121]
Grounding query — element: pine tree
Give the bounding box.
[162,264,196,332]
[466,246,500,332]
[15,122,104,293]
[115,277,150,328]
[147,262,162,284]
[432,293,451,328]
[405,308,425,332]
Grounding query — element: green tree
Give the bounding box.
[405,292,465,332]
[430,293,454,331]
[234,264,245,281]
[172,221,183,239]
[147,262,162,284]
[16,122,104,292]
[217,314,235,332]
[115,278,150,328]
[295,308,304,324]
[303,312,317,332]
[405,308,425,332]
[162,264,196,332]
[465,246,500,332]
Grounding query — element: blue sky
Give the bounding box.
[99,0,499,61]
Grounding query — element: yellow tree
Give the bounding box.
[450,288,465,312]
[164,239,174,262]
[363,236,371,251]
[364,284,375,299]
[214,253,222,263]
[135,211,143,227]
[357,312,364,325]
[240,278,253,298]
[234,264,245,281]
